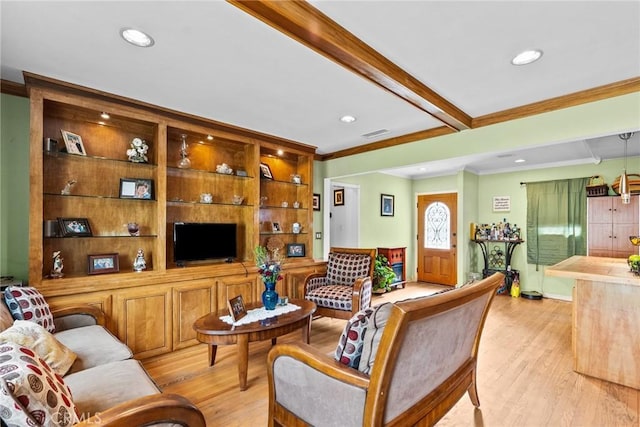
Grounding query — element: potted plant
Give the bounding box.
[373,254,396,293]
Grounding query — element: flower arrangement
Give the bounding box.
[126,137,149,163]
[255,239,284,285]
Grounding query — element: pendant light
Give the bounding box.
[618,132,635,204]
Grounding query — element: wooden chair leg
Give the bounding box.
[468,369,480,407]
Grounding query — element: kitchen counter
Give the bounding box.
[546,255,639,390]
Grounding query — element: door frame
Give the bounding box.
[323,178,360,259]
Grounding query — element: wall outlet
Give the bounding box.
[315,232,322,239]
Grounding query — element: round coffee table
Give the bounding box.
[193,299,316,391]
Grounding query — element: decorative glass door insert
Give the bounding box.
[425,202,450,249]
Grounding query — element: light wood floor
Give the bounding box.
[142,283,639,426]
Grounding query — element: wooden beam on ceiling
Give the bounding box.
[228,0,472,131]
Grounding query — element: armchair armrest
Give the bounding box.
[51,304,106,329]
[75,393,205,427]
[352,276,372,312]
[268,343,370,426]
[269,342,370,388]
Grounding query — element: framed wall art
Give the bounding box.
[87,253,119,275]
[119,178,154,200]
[58,217,92,237]
[312,193,321,211]
[381,194,395,216]
[333,188,344,206]
[60,129,86,156]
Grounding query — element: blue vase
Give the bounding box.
[262,280,279,310]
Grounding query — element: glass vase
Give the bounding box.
[261,280,279,310]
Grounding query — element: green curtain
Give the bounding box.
[526,177,589,267]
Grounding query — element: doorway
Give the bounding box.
[326,181,360,252]
[417,193,457,285]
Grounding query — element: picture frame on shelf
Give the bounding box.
[287,243,305,257]
[227,295,247,322]
[58,217,92,237]
[260,163,273,180]
[381,194,395,216]
[272,222,281,233]
[334,188,344,206]
[119,178,154,200]
[87,253,119,275]
[313,193,321,211]
[60,130,86,156]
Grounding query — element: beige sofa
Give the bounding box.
[0,293,205,426]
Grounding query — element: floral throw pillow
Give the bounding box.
[4,286,55,333]
[0,343,79,426]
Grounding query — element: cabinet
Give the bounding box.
[377,247,406,288]
[259,145,313,257]
[27,74,322,358]
[587,196,639,258]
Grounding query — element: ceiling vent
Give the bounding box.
[362,129,390,139]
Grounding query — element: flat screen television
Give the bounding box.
[173,222,237,265]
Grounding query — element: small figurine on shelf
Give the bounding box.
[126,137,149,163]
[51,251,64,278]
[61,179,76,195]
[133,248,147,272]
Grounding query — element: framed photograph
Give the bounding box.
[119,178,154,200]
[272,222,281,233]
[260,163,273,180]
[381,194,395,216]
[312,193,321,211]
[227,295,247,322]
[287,243,306,257]
[87,253,119,275]
[57,217,92,237]
[60,130,87,156]
[334,188,344,206]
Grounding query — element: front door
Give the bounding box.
[417,193,457,285]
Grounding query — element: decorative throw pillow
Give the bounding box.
[334,307,375,368]
[0,343,79,426]
[357,302,393,375]
[0,320,77,376]
[4,287,55,333]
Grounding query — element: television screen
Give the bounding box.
[173,222,237,265]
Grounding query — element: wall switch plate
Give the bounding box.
[315,232,322,239]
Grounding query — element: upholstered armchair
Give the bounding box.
[304,247,376,320]
[268,272,504,427]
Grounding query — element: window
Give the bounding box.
[425,202,450,249]
[526,177,589,266]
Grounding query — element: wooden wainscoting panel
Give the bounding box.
[172,280,216,350]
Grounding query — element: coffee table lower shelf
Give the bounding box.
[193,299,317,391]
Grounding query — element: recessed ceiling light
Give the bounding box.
[100,112,110,120]
[515,158,526,163]
[340,115,356,123]
[120,28,155,48]
[511,49,543,66]
[277,149,284,156]
[207,135,214,141]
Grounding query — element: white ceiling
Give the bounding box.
[1,1,639,177]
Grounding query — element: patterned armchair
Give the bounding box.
[304,247,376,320]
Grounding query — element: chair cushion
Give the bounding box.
[358,303,393,375]
[326,253,371,286]
[4,287,55,333]
[53,325,133,374]
[306,285,353,312]
[64,359,160,416]
[334,307,376,368]
[0,320,77,376]
[0,343,79,426]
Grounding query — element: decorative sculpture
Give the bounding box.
[133,248,147,272]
